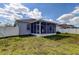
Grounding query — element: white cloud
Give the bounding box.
[70,17,79,25]
[4,3,43,20]
[72,9,79,14]
[0,3,43,26]
[57,14,74,20]
[3,3,30,19]
[72,6,79,14]
[57,14,74,24]
[0,3,57,26]
[56,6,79,27]
[8,3,30,14]
[28,8,42,19]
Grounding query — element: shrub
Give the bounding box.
[56,31,61,34]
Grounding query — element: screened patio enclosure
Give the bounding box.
[27,21,56,34]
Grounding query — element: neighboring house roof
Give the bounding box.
[57,24,75,29]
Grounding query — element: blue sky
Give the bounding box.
[23,3,79,20]
[0,3,79,20]
[0,3,79,26]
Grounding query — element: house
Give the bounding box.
[0,18,57,37]
[57,24,74,29]
[16,18,57,36]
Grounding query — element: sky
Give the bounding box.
[23,3,76,20]
[0,3,79,26]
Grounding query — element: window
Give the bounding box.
[27,24,30,30]
[36,24,39,34]
[41,22,46,34]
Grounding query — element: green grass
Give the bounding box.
[0,33,79,55]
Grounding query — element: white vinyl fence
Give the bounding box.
[57,28,79,34]
[0,26,19,37]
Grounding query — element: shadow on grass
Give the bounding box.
[0,34,72,40]
[0,34,34,39]
[44,34,71,40]
[19,34,35,38]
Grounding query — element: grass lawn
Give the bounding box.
[0,33,79,55]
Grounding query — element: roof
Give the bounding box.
[57,24,75,29]
[16,18,37,23]
[16,18,57,24]
[0,18,57,27]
